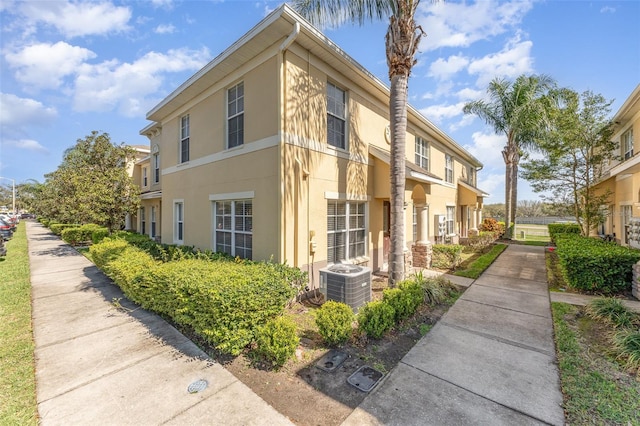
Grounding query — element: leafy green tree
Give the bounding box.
[520,89,616,236]
[294,0,424,285]
[39,131,140,230]
[464,74,555,237]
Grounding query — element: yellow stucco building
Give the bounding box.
[592,84,640,245]
[135,5,487,284]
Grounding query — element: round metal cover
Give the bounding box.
[328,264,362,274]
[187,379,208,394]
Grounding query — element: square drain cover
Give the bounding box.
[315,349,348,372]
[347,365,384,392]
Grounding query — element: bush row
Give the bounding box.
[432,244,463,269]
[555,233,640,294]
[548,223,581,242]
[61,224,109,245]
[89,238,300,357]
[314,274,458,344]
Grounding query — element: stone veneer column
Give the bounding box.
[633,260,640,300]
[412,241,432,269]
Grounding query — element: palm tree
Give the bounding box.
[463,74,555,238]
[293,0,424,285]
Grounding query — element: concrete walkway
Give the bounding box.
[343,244,565,426]
[27,221,293,425]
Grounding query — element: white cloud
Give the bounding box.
[477,172,503,201]
[455,87,483,101]
[18,1,131,37]
[600,6,616,13]
[151,0,174,8]
[418,0,534,51]
[467,35,534,87]
[428,54,469,81]
[464,131,506,169]
[4,139,49,153]
[419,101,466,124]
[155,24,176,34]
[4,41,96,91]
[0,93,57,129]
[73,47,211,116]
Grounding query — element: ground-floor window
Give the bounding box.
[151,206,157,238]
[214,200,252,259]
[174,201,184,244]
[140,207,146,235]
[327,200,366,263]
[446,206,455,235]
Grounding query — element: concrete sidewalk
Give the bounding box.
[27,221,293,425]
[343,244,565,426]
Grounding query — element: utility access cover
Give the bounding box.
[315,349,348,372]
[187,379,208,394]
[347,365,384,392]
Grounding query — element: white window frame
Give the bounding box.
[174,200,184,244]
[446,206,455,235]
[153,153,160,184]
[180,115,189,163]
[327,82,347,150]
[415,137,429,171]
[140,207,146,235]
[150,206,157,238]
[327,200,366,264]
[412,205,418,242]
[445,154,454,183]
[213,199,252,259]
[142,167,148,187]
[227,82,244,149]
[623,128,634,160]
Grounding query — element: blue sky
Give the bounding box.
[1,0,638,204]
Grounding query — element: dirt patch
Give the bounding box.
[218,290,457,426]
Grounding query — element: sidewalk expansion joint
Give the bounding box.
[38,350,165,404]
[473,282,549,298]
[399,362,558,426]
[478,272,547,286]
[440,321,556,358]
[457,297,551,319]
[159,379,239,425]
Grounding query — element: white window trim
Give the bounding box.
[446,205,456,236]
[150,206,157,238]
[153,153,160,184]
[173,199,184,244]
[227,81,244,149]
[415,137,429,171]
[327,81,348,151]
[623,128,634,160]
[142,167,148,187]
[213,199,253,259]
[140,207,146,236]
[180,115,190,164]
[445,154,454,184]
[327,200,368,264]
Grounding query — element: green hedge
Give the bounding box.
[383,279,424,322]
[61,224,108,245]
[89,238,130,269]
[103,247,158,305]
[50,223,79,236]
[548,223,581,242]
[432,244,463,269]
[555,234,640,294]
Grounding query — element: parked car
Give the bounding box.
[20,213,36,219]
[0,218,13,240]
[0,214,17,231]
[0,237,6,257]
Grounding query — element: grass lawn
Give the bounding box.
[454,243,507,279]
[552,302,640,424]
[0,222,38,425]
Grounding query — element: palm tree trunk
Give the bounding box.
[389,73,408,286]
[502,143,520,238]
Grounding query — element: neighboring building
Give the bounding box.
[138,4,487,283]
[592,84,640,246]
[132,132,162,240]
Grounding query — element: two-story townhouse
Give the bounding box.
[592,84,640,245]
[140,4,487,284]
[134,125,163,241]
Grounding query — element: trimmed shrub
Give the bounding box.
[548,223,581,242]
[103,247,158,306]
[383,279,424,322]
[555,234,640,294]
[432,244,463,269]
[143,259,297,355]
[50,223,79,236]
[89,238,130,269]
[314,301,354,346]
[463,232,496,251]
[91,227,110,244]
[251,316,300,369]
[61,224,108,245]
[480,218,505,236]
[357,300,395,339]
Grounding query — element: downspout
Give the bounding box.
[277,22,300,264]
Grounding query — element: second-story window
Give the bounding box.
[153,153,160,183]
[445,154,454,183]
[143,167,148,187]
[180,115,189,163]
[623,128,634,160]
[415,137,429,170]
[327,82,346,149]
[468,165,475,186]
[228,82,244,149]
